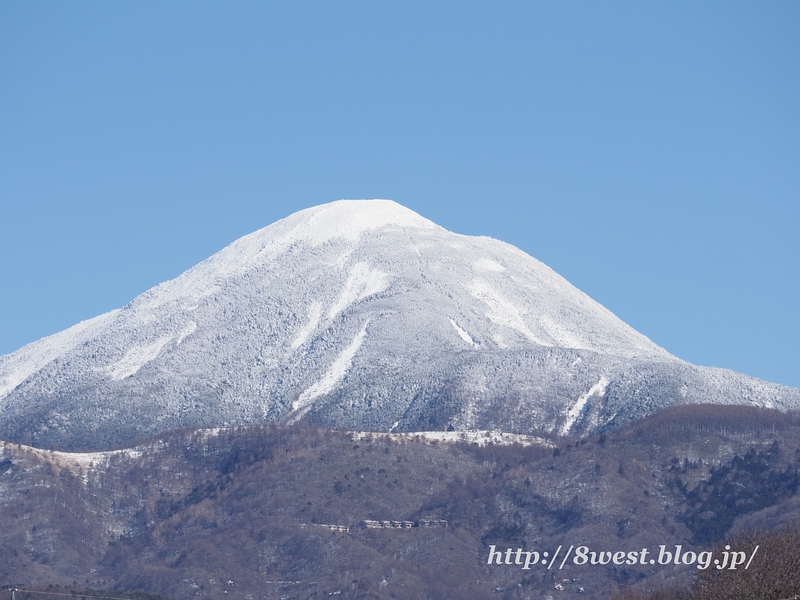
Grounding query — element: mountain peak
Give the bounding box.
[269,199,440,246]
[2,199,799,450]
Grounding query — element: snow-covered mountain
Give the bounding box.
[1,200,798,450]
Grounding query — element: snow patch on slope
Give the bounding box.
[538,314,592,352]
[449,319,476,346]
[468,279,550,346]
[560,376,609,436]
[474,258,505,272]
[328,263,388,320]
[292,303,323,349]
[0,440,142,481]
[291,322,369,419]
[107,336,172,380]
[176,321,197,345]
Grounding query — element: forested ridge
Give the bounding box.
[1,405,799,599]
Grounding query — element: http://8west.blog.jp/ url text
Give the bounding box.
[487,544,759,571]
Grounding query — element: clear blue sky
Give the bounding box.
[2,2,798,388]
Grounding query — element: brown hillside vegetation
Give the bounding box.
[618,404,800,441]
[613,523,800,600]
[0,405,799,600]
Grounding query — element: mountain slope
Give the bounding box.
[1,200,798,450]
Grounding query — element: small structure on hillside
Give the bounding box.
[418,518,448,528]
[360,518,447,529]
[299,523,350,533]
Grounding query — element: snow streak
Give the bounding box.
[291,321,369,420]
[560,377,609,436]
